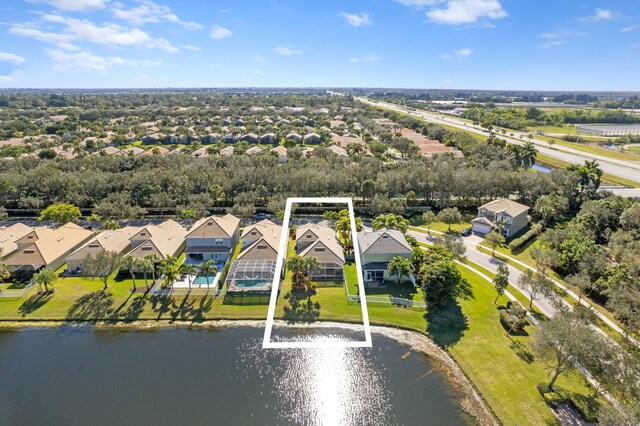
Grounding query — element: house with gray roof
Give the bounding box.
[357,228,413,284]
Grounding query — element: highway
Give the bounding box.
[358,97,640,187]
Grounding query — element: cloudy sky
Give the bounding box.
[0,0,639,90]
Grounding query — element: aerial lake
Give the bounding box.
[0,326,468,425]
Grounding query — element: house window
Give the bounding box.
[257,245,267,250]
[23,249,35,254]
[89,243,100,248]
[141,247,152,251]
[314,248,325,252]
[307,234,312,238]
[214,239,224,245]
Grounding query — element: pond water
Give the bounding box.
[0,326,469,426]
[531,163,551,173]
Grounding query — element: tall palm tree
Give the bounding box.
[386,256,412,284]
[33,268,57,293]
[180,263,198,289]
[521,141,538,168]
[372,213,408,233]
[139,258,154,290]
[506,144,522,169]
[286,255,306,284]
[198,260,218,288]
[159,255,179,288]
[121,255,140,292]
[143,253,160,284]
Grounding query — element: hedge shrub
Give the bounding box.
[509,224,543,252]
[543,392,566,405]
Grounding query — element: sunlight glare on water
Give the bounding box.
[240,333,394,426]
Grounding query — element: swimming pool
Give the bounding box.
[234,279,272,288]
[193,274,217,286]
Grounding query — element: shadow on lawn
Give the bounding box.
[425,301,468,348]
[66,291,114,321]
[121,295,147,322]
[18,291,54,317]
[283,292,321,322]
[149,292,213,322]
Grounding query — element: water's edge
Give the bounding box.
[0,320,499,426]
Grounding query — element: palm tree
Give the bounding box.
[286,255,306,284]
[302,257,322,279]
[180,263,198,289]
[386,256,412,284]
[372,213,409,233]
[583,160,603,190]
[121,255,140,292]
[159,255,179,288]
[521,141,538,168]
[139,258,154,290]
[32,268,57,293]
[143,253,160,284]
[198,260,218,288]
[506,144,522,169]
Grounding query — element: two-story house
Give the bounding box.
[226,219,283,292]
[295,224,344,281]
[126,220,187,260]
[184,214,240,265]
[471,199,530,237]
[357,228,413,285]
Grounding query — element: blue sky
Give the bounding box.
[0,0,639,90]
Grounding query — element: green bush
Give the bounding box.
[566,393,599,423]
[509,224,543,252]
[536,382,552,395]
[562,135,579,142]
[543,392,567,405]
[218,263,230,288]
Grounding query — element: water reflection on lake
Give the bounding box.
[0,327,467,426]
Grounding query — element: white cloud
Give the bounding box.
[274,45,301,56]
[440,48,472,59]
[349,54,381,63]
[621,24,640,33]
[444,78,454,84]
[183,44,201,51]
[425,0,507,25]
[29,0,107,12]
[111,1,204,30]
[0,52,26,65]
[581,8,617,23]
[340,12,372,27]
[540,40,565,48]
[0,74,16,83]
[9,14,179,53]
[210,24,232,39]
[45,48,161,72]
[253,54,265,63]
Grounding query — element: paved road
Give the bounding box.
[358,98,640,186]
[408,230,559,316]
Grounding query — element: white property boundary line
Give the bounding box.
[262,197,372,349]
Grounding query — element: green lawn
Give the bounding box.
[0,248,604,425]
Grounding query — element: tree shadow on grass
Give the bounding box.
[18,291,54,317]
[121,295,147,322]
[425,301,468,348]
[283,292,321,322]
[510,340,535,364]
[66,291,114,321]
[149,294,174,319]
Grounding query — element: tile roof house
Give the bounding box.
[471,199,530,237]
[66,226,140,272]
[126,220,187,260]
[3,223,94,280]
[184,214,240,265]
[0,223,33,258]
[245,146,263,156]
[260,133,276,144]
[303,133,321,144]
[327,144,348,158]
[357,229,414,284]
[270,146,288,163]
[295,224,344,281]
[285,133,302,143]
[219,146,235,156]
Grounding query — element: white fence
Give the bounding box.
[344,282,426,310]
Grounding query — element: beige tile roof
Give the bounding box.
[4,222,93,268]
[238,220,282,260]
[479,199,530,217]
[357,228,412,254]
[296,224,344,261]
[127,221,187,259]
[66,226,140,261]
[187,214,240,239]
[0,223,33,257]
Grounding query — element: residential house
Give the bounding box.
[126,220,187,260]
[3,223,93,281]
[295,224,344,281]
[65,226,139,272]
[200,134,218,144]
[327,144,348,158]
[219,146,235,156]
[270,146,288,163]
[141,133,161,145]
[285,133,302,143]
[0,223,33,258]
[184,214,240,266]
[357,229,413,284]
[222,134,236,144]
[226,219,283,292]
[471,199,530,237]
[303,133,321,144]
[246,146,263,156]
[260,133,276,144]
[239,133,258,143]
